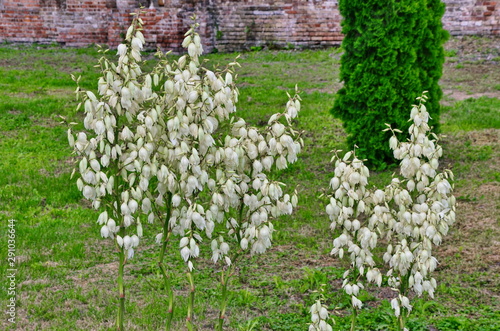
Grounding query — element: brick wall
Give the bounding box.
[0,0,499,53]
[443,0,500,36]
[209,0,342,52]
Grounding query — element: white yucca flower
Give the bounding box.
[309,300,333,331]
[117,43,127,56]
[384,94,455,305]
[324,93,455,329]
[70,17,158,264]
[126,19,305,276]
[327,149,381,312]
[71,14,304,329]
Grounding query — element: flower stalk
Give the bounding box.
[317,93,455,330]
[117,245,126,331]
[186,271,195,331]
[158,192,174,330]
[217,267,230,331]
[70,12,148,330]
[350,307,357,331]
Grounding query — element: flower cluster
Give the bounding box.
[382,94,456,317]
[145,24,239,271]
[309,300,333,331]
[316,94,455,329]
[69,16,151,258]
[133,22,304,272]
[327,151,382,310]
[207,96,301,261]
[70,14,303,329]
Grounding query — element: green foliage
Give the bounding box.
[332,0,448,168]
[444,49,458,57]
[259,312,310,330]
[216,29,224,40]
[250,45,263,52]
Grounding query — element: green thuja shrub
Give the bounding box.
[416,0,449,130]
[332,0,448,169]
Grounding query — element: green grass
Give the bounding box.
[444,49,458,58]
[441,97,500,131]
[0,43,499,330]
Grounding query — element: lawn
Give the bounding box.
[0,37,499,330]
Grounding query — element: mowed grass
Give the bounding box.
[0,40,499,330]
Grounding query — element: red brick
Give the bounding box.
[0,0,499,52]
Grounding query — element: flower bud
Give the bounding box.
[179,237,189,248]
[121,202,130,215]
[155,233,163,244]
[107,219,117,233]
[128,199,138,214]
[188,43,197,58]
[127,248,135,259]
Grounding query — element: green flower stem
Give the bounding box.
[158,262,174,330]
[397,310,408,331]
[398,316,403,331]
[218,200,244,330]
[186,271,195,331]
[217,266,232,331]
[159,192,173,262]
[112,128,126,331]
[351,268,361,331]
[236,201,245,242]
[158,192,174,330]
[117,243,126,330]
[397,272,410,331]
[350,306,357,331]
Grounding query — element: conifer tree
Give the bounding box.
[416,0,449,130]
[332,0,448,168]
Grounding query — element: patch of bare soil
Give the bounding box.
[445,36,500,63]
[453,182,499,239]
[440,128,499,270]
[441,62,500,99]
[441,36,500,104]
[435,180,500,305]
[465,129,500,146]
[442,89,500,102]
[67,261,120,288]
[39,156,78,178]
[31,115,60,128]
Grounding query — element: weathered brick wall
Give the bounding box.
[0,0,210,50]
[209,0,342,52]
[0,0,499,52]
[443,0,500,36]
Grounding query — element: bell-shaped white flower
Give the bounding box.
[117,44,127,56]
[100,225,110,238]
